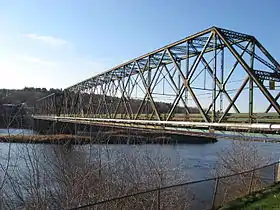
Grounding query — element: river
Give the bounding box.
[1,129,280,181]
[0,129,280,209]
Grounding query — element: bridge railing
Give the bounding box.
[69,161,279,210]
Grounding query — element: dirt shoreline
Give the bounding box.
[0,134,90,144]
[0,133,217,144]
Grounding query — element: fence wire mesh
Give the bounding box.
[72,161,280,210]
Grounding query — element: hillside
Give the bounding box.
[0,88,62,106]
[0,88,62,128]
[0,87,200,117]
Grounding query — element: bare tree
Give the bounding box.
[213,140,272,207]
[0,135,194,209]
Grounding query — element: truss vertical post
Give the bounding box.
[220,46,224,113]
[212,33,217,122]
[148,56,151,117]
[178,60,181,95]
[127,75,131,100]
[185,41,189,107]
[249,40,255,123]
[177,59,181,117]
[79,92,83,117]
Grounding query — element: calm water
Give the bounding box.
[1,129,280,209]
[0,128,36,136]
[1,129,280,181]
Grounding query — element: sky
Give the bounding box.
[0,0,279,90]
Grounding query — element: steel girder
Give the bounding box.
[36,26,280,123]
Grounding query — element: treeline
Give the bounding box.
[1,88,200,116]
[21,87,62,93]
[47,92,200,116]
[0,87,62,106]
[0,87,61,127]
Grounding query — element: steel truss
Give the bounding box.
[36,27,280,124]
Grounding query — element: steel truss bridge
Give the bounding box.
[34,26,280,136]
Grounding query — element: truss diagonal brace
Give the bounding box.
[188,33,214,81]
[255,39,280,73]
[266,92,280,113]
[113,65,135,118]
[190,42,240,113]
[219,77,249,122]
[136,61,161,120]
[215,28,280,115]
[163,65,191,116]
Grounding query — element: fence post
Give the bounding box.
[273,162,276,183]
[0,190,3,210]
[52,121,55,134]
[248,170,255,194]
[157,188,161,210]
[276,160,280,182]
[211,178,219,210]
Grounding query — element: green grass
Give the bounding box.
[243,191,280,209]
[219,182,280,210]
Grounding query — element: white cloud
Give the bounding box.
[0,53,110,89]
[25,34,68,46]
[16,54,56,66]
[0,30,111,89]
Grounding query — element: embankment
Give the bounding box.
[0,131,217,144]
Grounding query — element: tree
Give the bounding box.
[213,140,272,207]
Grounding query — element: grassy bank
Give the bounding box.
[219,182,280,210]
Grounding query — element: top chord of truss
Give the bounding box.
[66,26,266,92]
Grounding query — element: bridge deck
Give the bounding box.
[33,115,280,135]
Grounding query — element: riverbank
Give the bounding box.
[0,134,90,144]
[0,131,217,144]
[219,182,280,209]
[220,134,280,143]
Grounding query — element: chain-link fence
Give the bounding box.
[70,161,280,210]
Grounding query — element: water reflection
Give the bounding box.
[0,128,37,136]
[1,132,280,181]
[1,129,280,209]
